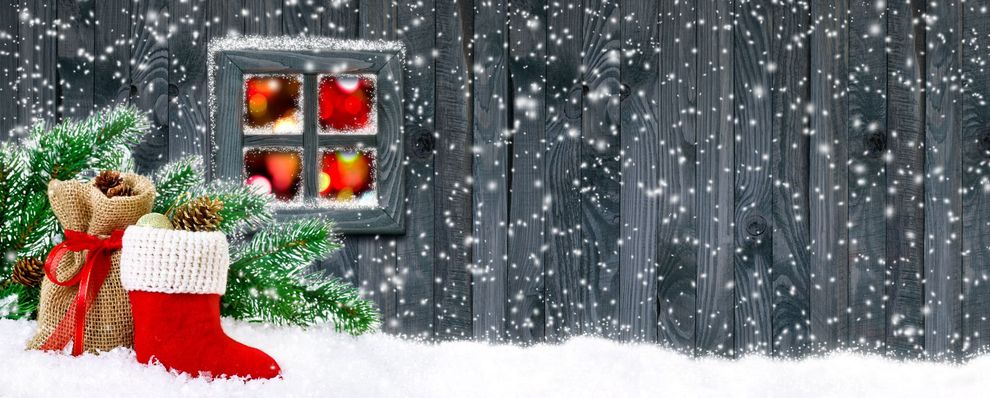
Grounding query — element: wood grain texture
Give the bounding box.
[961,0,990,358]
[694,0,735,357]
[56,0,94,119]
[433,0,474,340]
[4,0,987,355]
[809,0,849,351]
[770,0,811,357]
[617,0,658,342]
[885,0,927,358]
[471,0,509,341]
[321,0,358,38]
[505,0,546,343]
[93,0,132,111]
[847,0,887,353]
[580,0,621,338]
[655,0,697,353]
[18,0,57,127]
[213,54,244,181]
[359,0,399,335]
[0,3,17,138]
[732,0,773,357]
[393,0,436,339]
[924,0,963,360]
[129,0,169,172]
[169,0,242,164]
[282,0,320,36]
[244,0,282,36]
[543,0,584,342]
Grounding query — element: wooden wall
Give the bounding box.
[2,0,990,359]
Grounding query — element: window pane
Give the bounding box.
[318,75,376,134]
[243,75,303,134]
[244,148,303,201]
[319,149,377,206]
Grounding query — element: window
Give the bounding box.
[208,37,405,234]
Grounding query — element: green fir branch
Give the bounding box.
[222,220,379,334]
[1,106,150,319]
[26,106,147,190]
[152,155,205,214]
[193,182,273,233]
[0,282,40,320]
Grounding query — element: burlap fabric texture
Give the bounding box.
[27,173,156,353]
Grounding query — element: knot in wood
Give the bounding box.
[411,129,434,159]
[865,132,886,157]
[745,215,768,237]
[980,132,990,155]
[564,85,584,118]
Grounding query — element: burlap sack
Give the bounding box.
[27,173,155,353]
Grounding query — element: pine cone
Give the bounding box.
[11,257,45,287]
[106,183,133,198]
[94,170,123,194]
[171,196,224,232]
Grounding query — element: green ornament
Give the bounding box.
[136,212,174,230]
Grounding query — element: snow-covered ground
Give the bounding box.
[1,318,988,397]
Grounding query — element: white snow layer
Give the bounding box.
[1,318,988,398]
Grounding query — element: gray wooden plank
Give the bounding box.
[393,0,437,340]
[0,0,19,138]
[924,0,963,360]
[809,0,849,352]
[543,0,583,342]
[93,0,131,110]
[471,0,508,341]
[847,0,888,354]
[169,0,242,164]
[732,0,773,357]
[694,0,735,357]
[885,0,927,358]
[617,0,658,342]
[282,0,320,36]
[655,0,697,353]
[769,0,811,357]
[359,0,399,335]
[129,0,169,172]
[580,0,621,339]
[961,0,990,358]
[244,0,282,35]
[321,0,358,37]
[395,0,436,339]
[18,0,57,127]
[505,0,546,343]
[56,0,94,119]
[213,54,244,180]
[433,0,474,340]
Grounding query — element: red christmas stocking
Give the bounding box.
[120,226,281,380]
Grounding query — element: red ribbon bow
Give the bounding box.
[40,229,125,356]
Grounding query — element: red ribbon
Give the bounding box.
[39,229,125,356]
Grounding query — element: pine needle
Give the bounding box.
[223,219,380,334]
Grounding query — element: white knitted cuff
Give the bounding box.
[120,226,229,295]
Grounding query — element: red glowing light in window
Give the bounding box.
[244,75,302,133]
[244,149,302,200]
[320,150,375,201]
[318,76,375,132]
